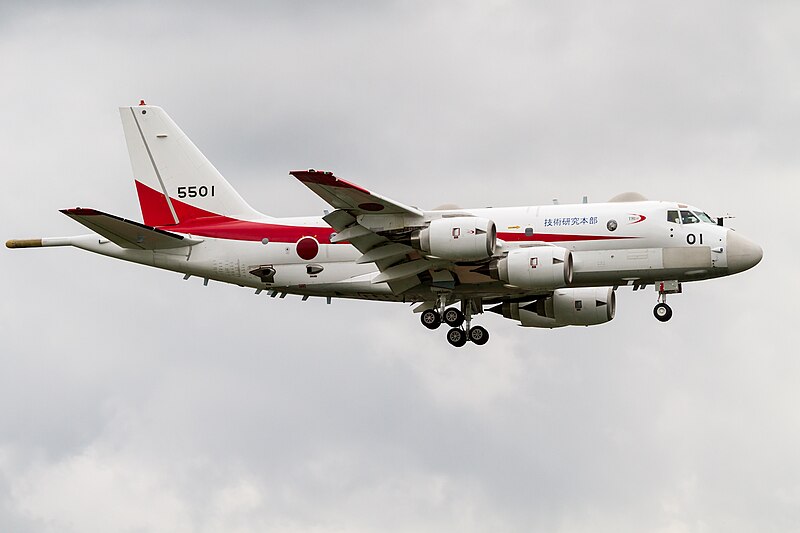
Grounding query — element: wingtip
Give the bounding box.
[290,169,335,180]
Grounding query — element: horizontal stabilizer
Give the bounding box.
[60,208,201,250]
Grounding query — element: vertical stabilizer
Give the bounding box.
[119,103,263,226]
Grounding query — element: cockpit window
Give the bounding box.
[667,210,680,223]
[693,211,715,224]
[680,210,700,224]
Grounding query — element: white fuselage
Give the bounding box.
[62,199,752,302]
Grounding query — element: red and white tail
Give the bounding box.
[119,103,263,226]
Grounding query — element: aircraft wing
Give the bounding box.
[61,208,202,250]
[293,170,438,294]
[293,170,480,295]
[321,208,441,294]
[291,170,423,217]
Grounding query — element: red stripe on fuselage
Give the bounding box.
[163,223,638,245]
[497,232,637,242]
[138,182,639,244]
[168,216,337,243]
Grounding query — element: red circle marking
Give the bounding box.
[358,202,385,212]
[296,237,319,260]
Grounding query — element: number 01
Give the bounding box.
[687,233,703,245]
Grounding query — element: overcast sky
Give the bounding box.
[1,1,798,532]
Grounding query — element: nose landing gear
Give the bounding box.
[653,280,680,322]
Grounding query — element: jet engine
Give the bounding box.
[489,246,573,290]
[412,217,497,261]
[491,287,616,328]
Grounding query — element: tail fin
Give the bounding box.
[119,103,262,226]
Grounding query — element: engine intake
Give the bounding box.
[413,216,497,261]
[491,287,616,328]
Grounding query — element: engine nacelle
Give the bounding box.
[494,287,616,328]
[413,217,497,261]
[493,246,573,290]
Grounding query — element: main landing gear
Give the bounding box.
[420,296,490,347]
[653,280,680,322]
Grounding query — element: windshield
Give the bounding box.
[668,208,717,224]
[680,210,700,224]
[693,211,715,224]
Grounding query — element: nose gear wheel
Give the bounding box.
[653,302,672,322]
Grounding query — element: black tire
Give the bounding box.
[446,327,467,347]
[421,309,442,329]
[653,303,673,322]
[468,326,490,345]
[443,307,464,327]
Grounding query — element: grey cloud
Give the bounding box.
[1,1,798,532]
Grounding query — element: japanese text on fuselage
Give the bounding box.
[543,216,598,227]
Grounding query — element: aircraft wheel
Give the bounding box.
[443,307,464,327]
[446,327,467,347]
[421,309,442,329]
[468,326,489,345]
[653,303,673,322]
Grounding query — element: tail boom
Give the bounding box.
[6,237,73,248]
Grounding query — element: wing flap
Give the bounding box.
[331,225,373,243]
[372,258,446,284]
[319,200,432,294]
[61,208,201,249]
[356,243,413,264]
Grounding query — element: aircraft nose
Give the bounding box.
[727,230,763,274]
